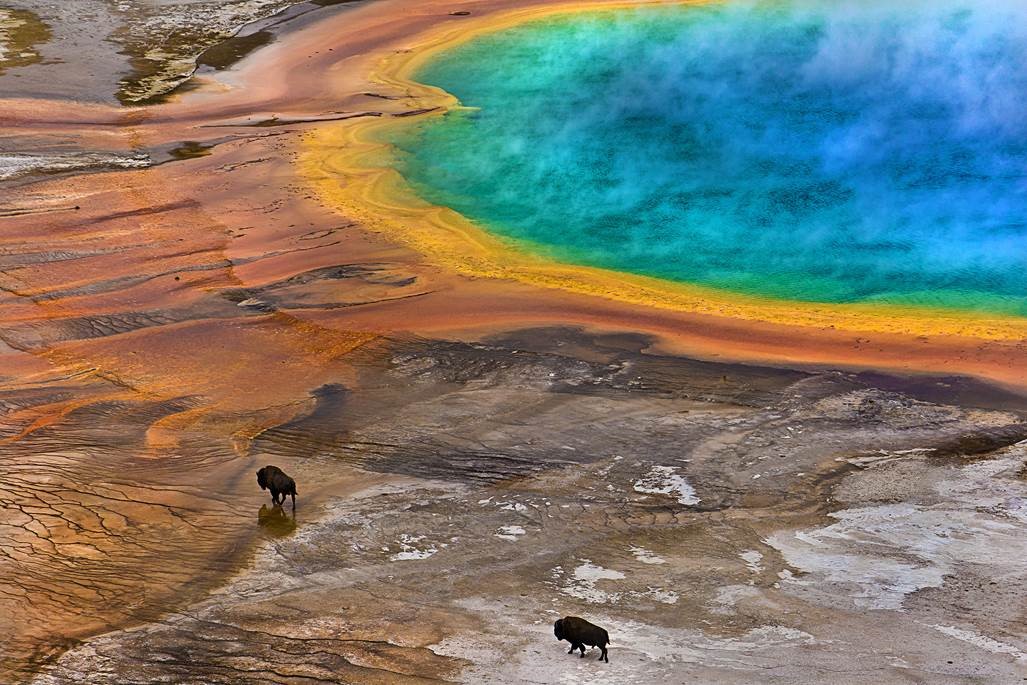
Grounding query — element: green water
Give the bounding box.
[390,1,1027,315]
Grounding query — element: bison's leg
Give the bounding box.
[567,645,575,654]
[290,491,296,510]
[600,646,608,662]
[579,644,586,658]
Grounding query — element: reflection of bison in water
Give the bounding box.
[256,465,297,509]
[554,616,610,663]
[257,503,297,536]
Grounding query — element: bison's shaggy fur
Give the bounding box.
[256,465,297,509]
[554,616,610,663]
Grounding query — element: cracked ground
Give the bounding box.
[6,327,1027,683]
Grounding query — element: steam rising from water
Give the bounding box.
[393,0,1027,314]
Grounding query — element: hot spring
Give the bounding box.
[388,1,1027,316]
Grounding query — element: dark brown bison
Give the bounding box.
[554,616,610,663]
[256,465,297,509]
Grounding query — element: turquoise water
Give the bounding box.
[391,1,1027,314]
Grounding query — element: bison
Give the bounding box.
[256,465,297,509]
[554,616,610,663]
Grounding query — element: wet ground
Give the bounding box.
[18,328,1027,683]
[1,1,1026,683]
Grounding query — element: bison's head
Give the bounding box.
[256,467,269,490]
[553,619,564,641]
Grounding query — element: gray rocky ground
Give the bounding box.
[25,328,1027,683]
[0,0,363,104]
